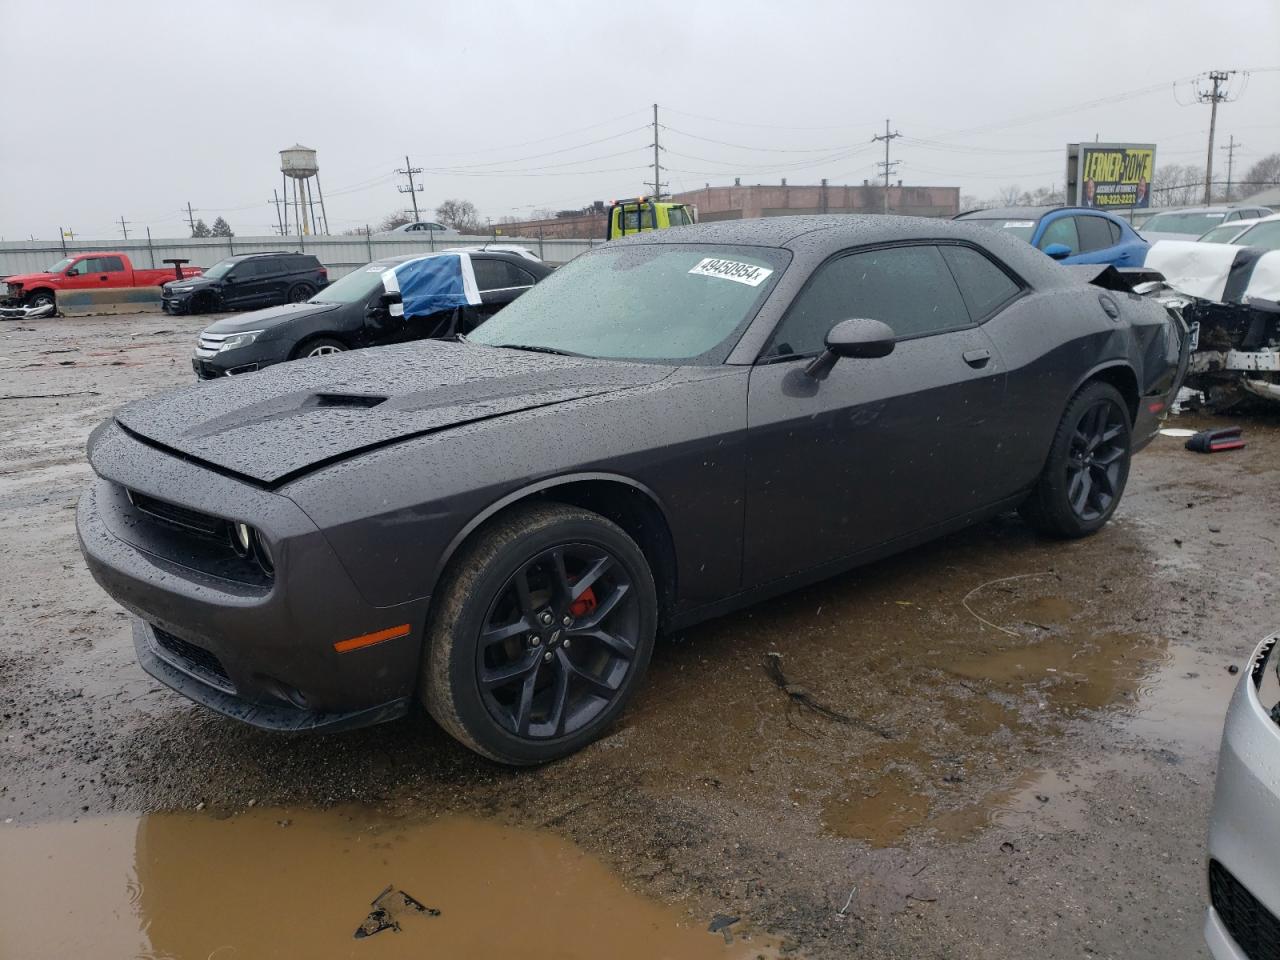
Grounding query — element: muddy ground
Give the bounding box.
[1,313,1277,959]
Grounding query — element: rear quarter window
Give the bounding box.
[939,245,1022,321]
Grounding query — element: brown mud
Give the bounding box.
[2,314,1278,959]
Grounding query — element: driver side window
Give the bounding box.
[764,244,971,358]
[1037,217,1079,254]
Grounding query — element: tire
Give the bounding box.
[1019,381,1132,539]
[292,337,346,360]
[192,292,217,315]
[25,290,54,311]
[423,502,657,765]
[288,283,315,303]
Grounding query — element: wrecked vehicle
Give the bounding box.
[1142,241,1280,409]
[1205,632,1280,960]
[76,215,1188,765]
[3,252,203,312]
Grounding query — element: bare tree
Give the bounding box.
[1242,153,1280,192]
[996,184,1023,207]
[377,211,413,232]
[1150,164,1205,207]
[435,199,482,233]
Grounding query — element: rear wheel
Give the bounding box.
[1019,381,1132,538]
[288,283,315,303]
[423,503,657,765]
[292,337,345,359]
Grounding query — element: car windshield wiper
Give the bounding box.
[491,342,587,358]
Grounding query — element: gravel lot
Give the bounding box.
[2,312,1277,958]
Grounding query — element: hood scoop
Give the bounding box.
[306,393,388,409]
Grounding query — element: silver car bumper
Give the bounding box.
[1205,633,1280,960]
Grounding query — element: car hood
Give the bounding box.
[200,301,342,335]
[114,341,674,486]
[167,275,218,291]
[5,271,57,285]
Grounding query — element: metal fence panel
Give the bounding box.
[0,233,607,281]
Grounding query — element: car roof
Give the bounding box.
[1147,205,1263,215]
[956,205,1064,220]
[368,249,530,270]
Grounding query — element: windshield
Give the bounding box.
[201,259,238,280]
[1198,222,1249,243]
[1143,212,1226,235]
[468,243,788,362]
[958,218,1036,242]
[312,262,389,304]
[44,257,74,273]
[1233,220,1280,251]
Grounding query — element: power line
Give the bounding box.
[660,124,854,154]
[1195,70,1241,203]
[396,156,424,222]
[1220,134,1242,200]
[871,119,902,214]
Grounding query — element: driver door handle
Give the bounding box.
[962,348,991,367]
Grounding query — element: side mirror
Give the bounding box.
[379,292,402,307]
[804,318,896,380]
[1043,243,1072,260]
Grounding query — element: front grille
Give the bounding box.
[128,490,225,539]
[1210,860,1280,960]
[198,331,232,352]
[151,626,235,693]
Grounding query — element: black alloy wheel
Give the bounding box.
[477,542,639,739]
[1065,398,1128,522]
[423,503,657,765]
[288,283,315,303]
[1019,380,1132,538]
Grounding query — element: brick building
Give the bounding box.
[493,180,961,240]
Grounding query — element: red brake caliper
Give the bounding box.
[569,586,597,620]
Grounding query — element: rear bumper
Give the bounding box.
[76,424,430,731]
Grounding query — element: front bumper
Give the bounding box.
[162,292,197,314]
[1204,634,1280,960]
[76,422,429,731]
[192,340,290,380]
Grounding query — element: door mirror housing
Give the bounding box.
[1042,243,1072,260]
[804,318,896,380]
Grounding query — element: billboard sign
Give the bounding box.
[1072,143,1156,209]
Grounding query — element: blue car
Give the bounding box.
[954,206,1149,267]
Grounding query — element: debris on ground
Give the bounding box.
[763,652,893,738]
[708,913,739,944]
[1185,426,1245,453]
[353,885,441,939]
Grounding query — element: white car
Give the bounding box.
[1197,219,1263,244]
[1228,214,1280,252]
[1204,633,1280,960]
[377,221,461,238]
[1142,206,1272,243]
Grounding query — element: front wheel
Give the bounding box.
[423,503,657,765]
[1019,381,1132,538]
[25,290,55,312]
[292,337,345,359]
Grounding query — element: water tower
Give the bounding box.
[279,144,329,236]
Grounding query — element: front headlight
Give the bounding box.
[170,285,193,293]
[218,331,264,352]
[1252,634,1280,726]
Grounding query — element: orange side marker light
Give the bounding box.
[334,623,411,654]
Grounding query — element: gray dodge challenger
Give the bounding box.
[77,216,1189,764]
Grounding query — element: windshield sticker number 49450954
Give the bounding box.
[688,258,774,287]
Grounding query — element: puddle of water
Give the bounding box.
[945,631,1166,712]
[0,810,778,960]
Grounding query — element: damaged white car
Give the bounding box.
[1141,241,1280,410]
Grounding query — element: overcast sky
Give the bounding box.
[1,0,1277,240]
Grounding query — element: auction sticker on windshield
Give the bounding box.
[688,258,774,287]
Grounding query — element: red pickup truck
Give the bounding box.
[2,253,203,310]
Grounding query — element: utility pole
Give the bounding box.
[396,155,424,223]
[649,103,667,199]
[871,119,902,215]
[185,202,197,236]
[1197,70,1236,204]
[117,216,130,240]
[1220,135,1241,202]
[271,190,285,236]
